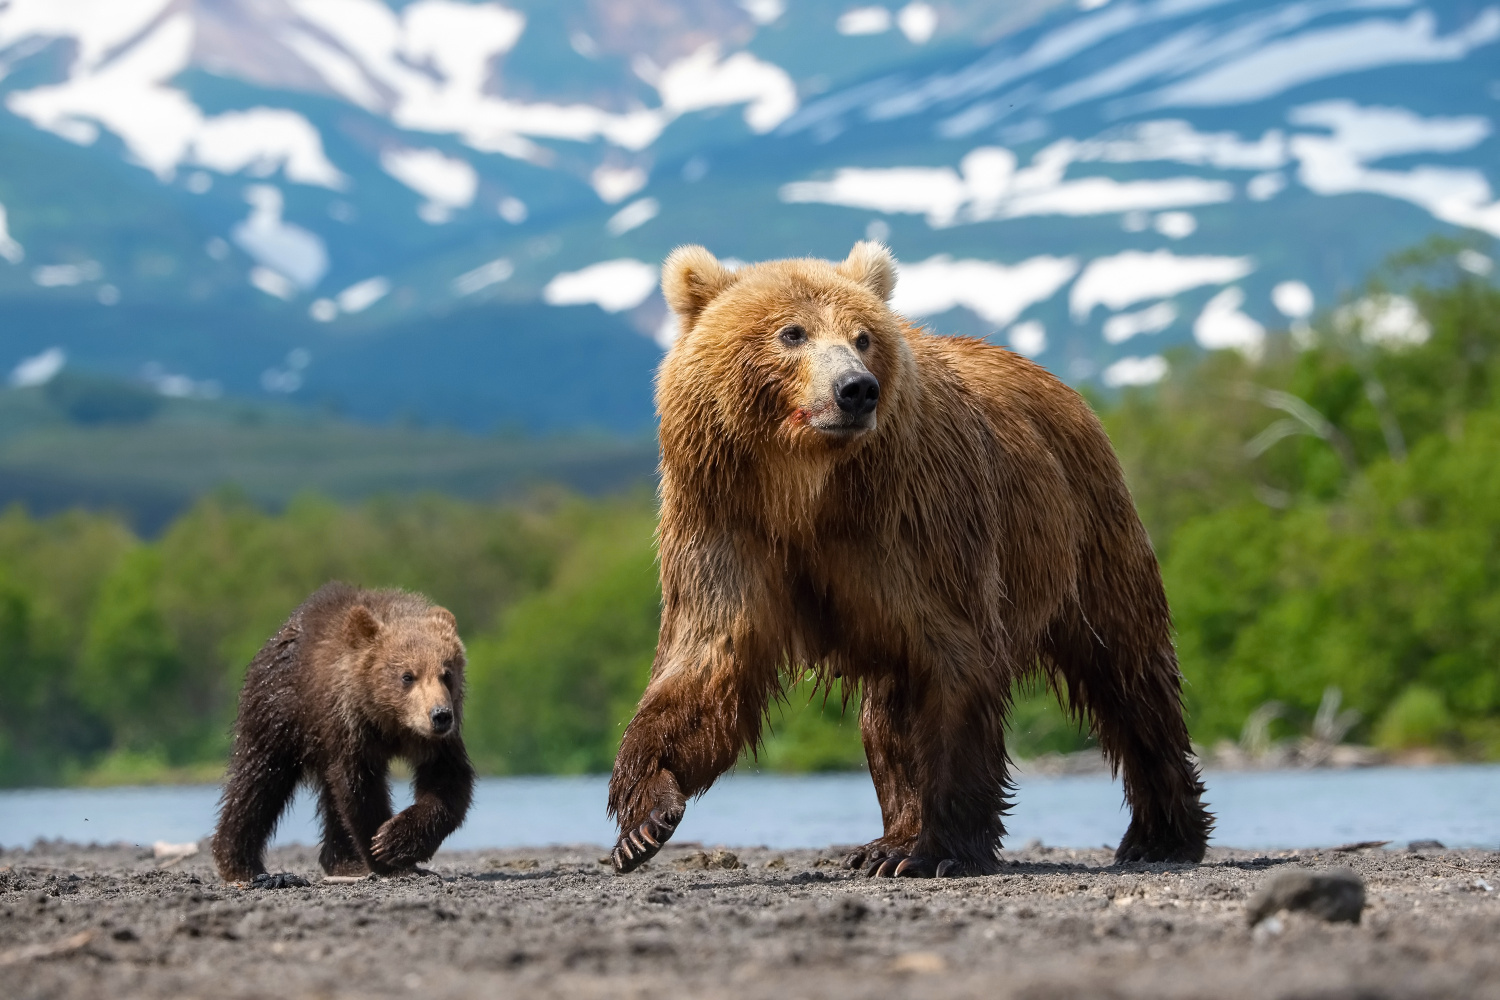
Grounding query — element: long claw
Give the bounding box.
[935,859,959,878]
[893,857,917,877]
[875,857,902,878]
[863,859,884,877]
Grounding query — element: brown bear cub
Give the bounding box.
[607,242,1213,878]
[212,583,474,883]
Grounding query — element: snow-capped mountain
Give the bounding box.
[0,0,1496,431]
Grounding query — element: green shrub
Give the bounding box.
[1375,685,1455,751]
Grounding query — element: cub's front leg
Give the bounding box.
[370,742,475,871]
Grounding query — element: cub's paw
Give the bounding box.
[862,854,965,879]
[611,805,683,874]
[370,816,429,872]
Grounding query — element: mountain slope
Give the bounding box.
[0,0,1496,431]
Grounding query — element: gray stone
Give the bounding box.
[1246,868,1365,926]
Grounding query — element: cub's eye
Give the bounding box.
[778,324,806,346]
[855,331,871,351]
[440,670,453,688]
[400,671,415,687]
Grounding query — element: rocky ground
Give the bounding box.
[2,840,1497,999]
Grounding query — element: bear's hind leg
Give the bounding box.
[843,672,922,872]
[317,784,369,876]
[212,744,301,883]
[322,752,398,874]
[1046,616,1212,864]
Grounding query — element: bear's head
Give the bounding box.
[657,242,914,454]
[342,603,465,740]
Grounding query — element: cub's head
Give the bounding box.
[658,242,912,451]
[343,602,465,740]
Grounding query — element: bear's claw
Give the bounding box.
[860,854,963,878]
[611,806,682,874]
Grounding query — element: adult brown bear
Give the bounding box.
[607,242,1211,878]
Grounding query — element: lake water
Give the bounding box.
[1,765,1496,852]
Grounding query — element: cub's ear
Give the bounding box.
[838,241,897,302]
[661,245,736,327]
[429,607,458,634]
[344,605,381,647]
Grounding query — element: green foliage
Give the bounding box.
[465,502,661,775]
[2,241,1497,784]
[1375,686,1456,751]
[1112,238,1500,756]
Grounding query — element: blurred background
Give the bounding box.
[0,0,1497,795]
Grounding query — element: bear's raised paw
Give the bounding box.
[610,805,683,874]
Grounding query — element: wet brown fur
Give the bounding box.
[212,583,474,883]
[607,242,1211,877]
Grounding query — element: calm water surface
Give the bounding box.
[1,765,1495,851]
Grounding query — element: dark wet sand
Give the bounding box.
[3,841,1498,999]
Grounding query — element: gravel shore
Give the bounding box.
[3,841,1497,999]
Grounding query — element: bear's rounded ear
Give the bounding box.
[837,241,897,302]
[429,607,458,634]
[662,245,736,328]
[344,605,381,647]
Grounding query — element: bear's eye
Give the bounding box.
[777,324,806,346]
[855,331,871,351]
[440,669,452,688]
[400,671,415,687]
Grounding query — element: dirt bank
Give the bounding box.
[3,841,1497,999]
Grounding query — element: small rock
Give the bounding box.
[1467,879,1494,893]
[1246,868,1365,926]
[249,872,311,890]
[764,856,787,869]
[673,849,743,871]
[889,951,946,974]
[1407,840,1446,852]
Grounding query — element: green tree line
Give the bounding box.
[1,242,1496,786]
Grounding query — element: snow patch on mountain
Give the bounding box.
[380,147,477,223]
[653,44,797,134]
[1288,101,1500,235]
[544,259,659,313]
[1139,7,1500,110]
[4,11,345,187]
[0,204,23,264]
[781,143,1234,225]
[1102,354,1168,387]
[892,254,1079,326]
[232,185,329,291]
[1071,250,1254,319]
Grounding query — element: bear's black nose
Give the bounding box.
[834,372,880,416]
[430,706,454,734]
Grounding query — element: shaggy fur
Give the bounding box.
[607,242,1212,878]
[212,583,474,883]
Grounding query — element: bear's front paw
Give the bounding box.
[610,805,683,874]
[370,816,428,872]
[842,839,912,871]
[861,853,965,878]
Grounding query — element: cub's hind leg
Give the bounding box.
[213,741,302,883]
[317,783,368,876]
